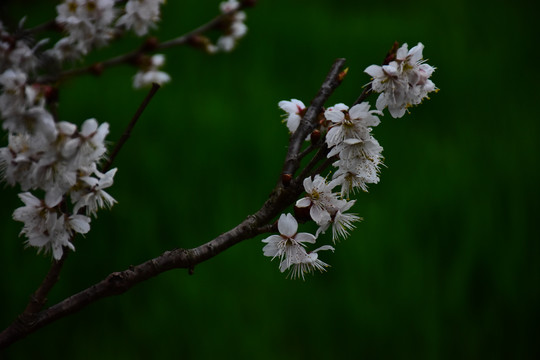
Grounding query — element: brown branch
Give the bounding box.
[0,166,302,348]
[102,82,160,172]
[282,58,346,179]
[0,57,347,349]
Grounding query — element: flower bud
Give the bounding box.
[281,173,292,186]
[310,129,321,143]
[294,204,311,223]
[90,63,104,76]
[142,37,159,52]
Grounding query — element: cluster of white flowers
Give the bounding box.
[133,53,171,89]
[0,16,119,259]
[44,0,169,88]
[0,1,250,261]
[49,0,118,60]
[0,21,47,75]
[0,109,117,259]
[206,0,248,53]
[364,42,437,118]
[264,43,436,279]
[117,0,166,36]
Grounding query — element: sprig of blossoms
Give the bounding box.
[267,42,437,279]
[116,0,166,36]
[50,0,118,60]
[1,116,117,259]
[205,0,248,53]
[364,42,437,118]
[0,60,117,260]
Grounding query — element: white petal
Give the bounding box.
[81,118,98,137]
[296,197,312,208]
[349,102,370,119]
[278,213,297,237]
[295,232,316,244]
[69,215,91,234]
[324,109,345,124]
[18,192,41,207]
[45,187,64,208]
[364,64,384,78]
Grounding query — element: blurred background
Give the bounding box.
[1,0,538,358]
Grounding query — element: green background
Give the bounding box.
[1,0,538,358]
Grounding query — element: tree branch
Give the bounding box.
[282,58,346,178]
[0,57,347,348]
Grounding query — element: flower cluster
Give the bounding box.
[0,114,117,259]
[364,42,437,118]
[0,13,123,259]
[1,1,249,261]
[50,0,118,60]
[263,42,436,279]
[205,0,248,53]
[44,0,169,87]
[117,0,166,36]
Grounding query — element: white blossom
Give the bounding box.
[364,42,436,118]
[72,168,118,216]
[262,213,317,272]
[278,99,306,133]
[220,0,241,12]
[216,3,247,52]
[133,54,171,89]
[288,245,335,280]
[116,0,165,36]
[324,102,381,148]
[330,136,384,196]
[296,175,345,226]
[11,190,90,260]
[53,0,118,59]
[315,200,361,242]
[0,70,57,140]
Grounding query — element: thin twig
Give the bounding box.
[21,250,69,315]
[102,83,160,172]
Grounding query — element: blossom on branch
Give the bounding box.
[133,54,170,89]
[324,102,381,148]
[116,0,165,36]
[278,98,306,133]
[365,42,436,118]
[52,0,118,59]
[12,191,91,260]
[211,0,248,53]
[262,213,316,271]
